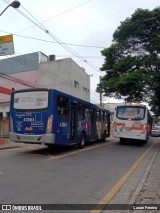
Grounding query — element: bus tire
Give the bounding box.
[143,140,148,144]
[78,132,86,148]
[46,144,54,148]
[120,138,124,143]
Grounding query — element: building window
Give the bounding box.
[83,87,87,94]
[74,81,79,89]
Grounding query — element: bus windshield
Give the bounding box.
[13,90,49,110]
[117,106,145,120]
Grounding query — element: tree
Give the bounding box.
[97,7,160,115]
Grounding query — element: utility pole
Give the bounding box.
[99,76,103,107]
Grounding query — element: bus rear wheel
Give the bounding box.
[78,132,86,148]
[120,138,125,143]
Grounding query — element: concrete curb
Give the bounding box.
[0,145,20,150]
[0,138,20,150]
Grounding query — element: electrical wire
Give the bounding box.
[1,53,91,95]
[10,54,72,86]
[2,0,105,75]
[0,29,105,49]
[1,0,103,102]
[0,52,100,103]
[16,0,93,34]
[0,72,36,88]
[0,54,70,89]
[13,2,104,75]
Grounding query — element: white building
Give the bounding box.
[38,57,90,100]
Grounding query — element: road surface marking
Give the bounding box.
[90,141,156,213]
[47,141,114,160]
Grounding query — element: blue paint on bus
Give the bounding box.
[9,88,110,147]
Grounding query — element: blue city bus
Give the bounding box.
[9,88,110,148]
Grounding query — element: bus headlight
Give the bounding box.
[46,115,53,134]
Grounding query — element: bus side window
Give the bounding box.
[99,110,102,121]
[105,112,109,122]
[78,104,85,120]
[85,107,91,120]
[100,111,103,121]
[96,110,100,122]
[57,95,69,118]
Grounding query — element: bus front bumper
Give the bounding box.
[9,132,55,144]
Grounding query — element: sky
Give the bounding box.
[0,0,160,104]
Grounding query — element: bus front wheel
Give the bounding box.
[78,132,86,148]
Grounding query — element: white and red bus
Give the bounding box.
[112,104,152,144]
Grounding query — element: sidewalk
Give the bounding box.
[130,141,160,213]
[0,138,25,150]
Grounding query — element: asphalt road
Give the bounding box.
[0,137,159,213]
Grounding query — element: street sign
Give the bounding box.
[0,34,14,56]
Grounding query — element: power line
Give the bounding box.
[0,71,36,88]
[0,54,70,88]
[0,50,99,103]
[16,0,93,34]
[2,0,104,75]
[0,29,105,49]
[1,0,103,100]
[14,2,104,75]
[11,53,73,86]
[1,53,90,95]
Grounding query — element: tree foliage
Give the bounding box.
[97,7,160,115]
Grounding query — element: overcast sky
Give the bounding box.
[0,0,160,104]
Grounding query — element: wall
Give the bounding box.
[0,70,40,102]
[0,102,9,137]
[0,119,9,137]
[0,53,90,103]
[0,52,41,74]
[39,58,90,101]
[69,59,90,101]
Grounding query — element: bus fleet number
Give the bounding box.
[24,118,35,122]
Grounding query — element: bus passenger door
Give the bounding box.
[70,102,77,143]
